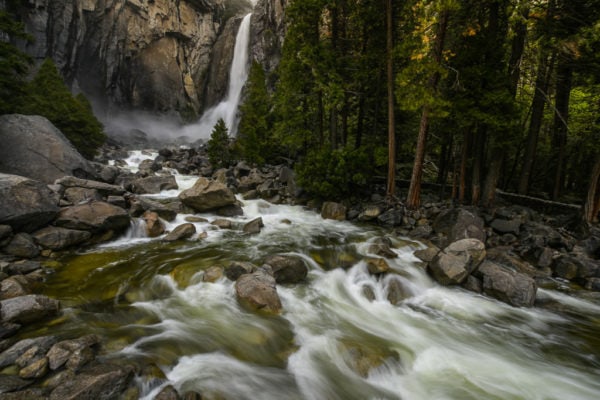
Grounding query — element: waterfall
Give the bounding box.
[185,13,253,140]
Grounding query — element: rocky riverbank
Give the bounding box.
[1,114,599,399]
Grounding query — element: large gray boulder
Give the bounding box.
[428,238,486,285]
[48,362,134,400]
[0,115,96,184]
[178,177,236,212]
[163,223,196,242]
[235,269,282,313]
[0,173,60,232]
[321,202,347,221]
[32,226,91,250]
[54,201,130,234]
[129,175,178,194]
[0,295,60,324]
[432,208,486,245]
[475,261,537,307]
[55,176,125,196]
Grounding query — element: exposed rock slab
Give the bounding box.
[48,362,134,400]
[0,173,60,232]
[0,115,96,184]
[179,177,236,212]
[32,226,91,250]
[0,295,60,324]
[54,201,130,233]
[55,176,125,196]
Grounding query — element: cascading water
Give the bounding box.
[32,152,600,399]
[183,13,253,139]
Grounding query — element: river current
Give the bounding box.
[31,151,600,399]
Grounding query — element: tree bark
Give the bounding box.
[406,10,449,209]
[551,60,572,200]
[386,0,396,198]
[508,6,529,96]
[459,131,470,203]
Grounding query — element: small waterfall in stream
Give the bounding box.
[185,13,253,140]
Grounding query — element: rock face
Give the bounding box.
[0,115,97,183]
[0,173,60,233]
[179,177,236,212]
[263,254,308,283]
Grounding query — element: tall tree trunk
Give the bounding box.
[471,128,486,205]
[583,157,600,224]
[406,10,449,209]
[508,6,529,96]
[459,131,471,203]
[482,154,503,208]
[355,94,365,149]
[551,60,572,200]
[386,0,396,198]
[517,49,554,194]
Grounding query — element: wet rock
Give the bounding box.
[163,223,196,242]
[377,208,404,227]
[19,356,48,379]
[129,196,177,222]
[0,173,60,232]
[243,217,264,234]
[64,187,103,204]
[1,233,40,258]
[552,255,582,280]
[368,239,398,259]
[0,295,60,324]
[142,211,165,238]
[428,239,486,285]
[321,202,347,221]
[4,261,42,275]
[106,195,127,208]
[235,270,282,313]
[264,255,308,283]
[47,335,100,371]
[0,322,21,340]
[216,204,244,217]
[185,216,208,223]
[0,336,56,368]
[585,278,600,291]
[54,201,130,233]
[179,177,236,212]
[366,258,390,275]
[414,246,440,264]
[211,219,232,229]
[203,266,223,283]
[0,114,97,184]
[0,224,12,242]
[432,208,485,245]
[358,205,382,222]
[0,388,45,399]
[32,226,91,251]
[476,260,537,307]
[462,275,483,293]
[55,176,125,196]
[48,362,134,400]
[225,262,257,281]
[154,385,180,400]
[386,277,410,304]
[0,276,31,300]
[129,175,178,194]
[0,375,32,394]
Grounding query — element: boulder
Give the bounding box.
[178,177,236,212]
[490,218,521,235]
[264,255,308,283]
[32,226,91,250]
[163,223,196,242]
[432,208,486,245]
[203,266,223,283]
[54,201,130,233]
[0,114,96,184]
[48,362,134,400]
[476,260,537,307]
[0,376,33,394]
[377,209,404,227]
[358,205,382,221]
[64,187,102,204]
[0,336,57,369]
[366,258,391,275]
[129,175,178,194]
[0,276,31,300]
[0,173,60,232]
[155,385,180,400]
[1,233,40,258]
[128,196,177,222]
[243,217,264,234]
[386,277,411,304]
[47,334,100,371]
[211,218,233,229]
[414,246,440,264]
[225,261,257,281]
[19,356,49,379]
[141,211,165,238]
[0,295,60,324]
[321,202,347,221]
[235,269,282,313]
[428,238,486,285]
[55,176,125,196]
[216,204,244,217]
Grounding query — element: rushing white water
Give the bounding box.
[43,153,600,400]
[182,13,253,140]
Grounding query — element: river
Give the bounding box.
[28,151,600,399]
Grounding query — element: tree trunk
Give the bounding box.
[355,94,365,149]
[386,0,396,198]
[482,154,503,208]
[508,6,529,96]
[471,128,486,205]
[406,10,449,209]
[551,60,572,200]
[459,131,470,203]
[583,157,600,224]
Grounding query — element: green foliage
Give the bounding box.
[296,146,374,200]
[17,59,105,159]
[236,61,274,165]
[0,8,32,114]
[207,118,233,168]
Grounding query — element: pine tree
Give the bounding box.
[236,61,272,165]
[207,118,232,168]
[17,58,106,159]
